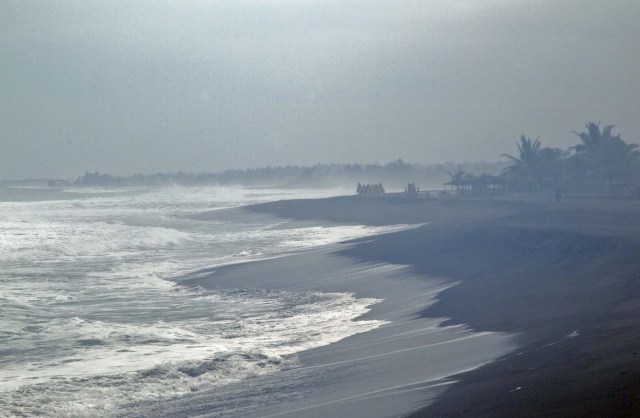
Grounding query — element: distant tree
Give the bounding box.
[501,135,565,191]
[501,136,542,182]
[446,166,466,183]
[570,122,639,193]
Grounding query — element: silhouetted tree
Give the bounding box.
[570,122,639,193]
[501,136,565,191]
[446,166,467,183]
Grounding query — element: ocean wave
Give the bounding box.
[0,289,384,418]
[0,186,393,417]
[0,351,295,418]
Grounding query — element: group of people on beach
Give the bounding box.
[405,182,420,197]
[357,183,385,196]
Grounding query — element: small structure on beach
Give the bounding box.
[444,174,507,194]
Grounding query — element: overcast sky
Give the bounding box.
[2,0,639,179]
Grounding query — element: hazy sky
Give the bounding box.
[2,0,639,179]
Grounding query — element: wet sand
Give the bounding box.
[242,195,640,416]
[168,246,512,418]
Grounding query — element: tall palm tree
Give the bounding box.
[501,136,540,190]
[571,122,639,193]
[502,135,541,168]
[502,136,565,191]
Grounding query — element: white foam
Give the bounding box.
[0,290,385,417]
[0,185,396,417]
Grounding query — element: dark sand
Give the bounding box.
[165,246,511,418]
[153,202,516,417]
[240,195,640,417]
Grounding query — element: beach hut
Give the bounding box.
[445,175,507,194]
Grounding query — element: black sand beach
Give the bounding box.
[168,246,511,418]
[241,195,640,417]
[171,195,640,417]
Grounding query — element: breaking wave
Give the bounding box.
[0,186,395,417]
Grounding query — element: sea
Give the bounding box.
[0,185,403,417]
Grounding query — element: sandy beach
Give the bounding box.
[167,245,510,418]
[243,195,640,416]
[176,194,640,417]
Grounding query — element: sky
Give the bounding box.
[1,0,639,180]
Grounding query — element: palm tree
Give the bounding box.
[502,135,542,169]
[573,122,617,156]
[501,136,565,191]
[571,122,639,193]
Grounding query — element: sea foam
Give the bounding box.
[0,185,394,417]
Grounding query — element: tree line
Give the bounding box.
[73,160,505,189]
[453,122,639,196]
[73,121,636,196]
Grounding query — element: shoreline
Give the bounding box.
[175,242,514,417]
[243,195,640,416]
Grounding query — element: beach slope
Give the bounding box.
[244,195,640,417]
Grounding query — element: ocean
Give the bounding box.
[0,185,404,417]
